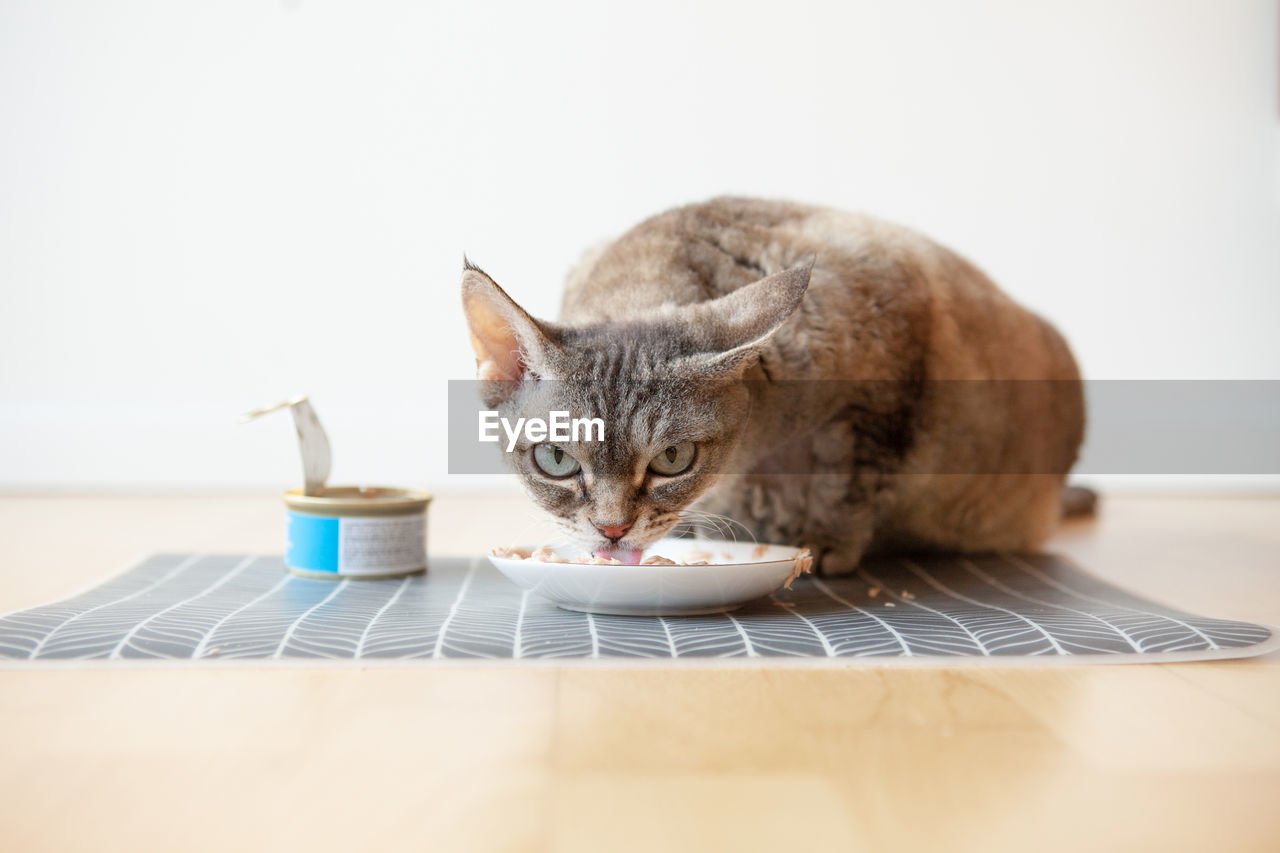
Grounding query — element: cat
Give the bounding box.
[461,196,1087,574]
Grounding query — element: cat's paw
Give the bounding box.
[815,547,864,577]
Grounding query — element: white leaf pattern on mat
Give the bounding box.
[760,594,837,657]
[432,559,538,659]
[110,555,261,659]
[590,613,677,658]
[657,616,677,657]
[511,589,532,659]
[356,577,414,659]
[0,553,1271,662]
[28,554,206,660]
[901,556,1066,655]
[356,572,455,659]
[0,554,193,658]
[514,595,595,659]
[761,582,905,658]
[961,557,1144,654]
[855,563,988,656]
[658,613,754,658]
[1007,555,1256,652]
[198,575,352,659]
[810,575,914,656]
[273,579,353,659]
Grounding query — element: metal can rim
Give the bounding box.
[283,485,432,517]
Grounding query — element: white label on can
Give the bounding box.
[338,514,426,575]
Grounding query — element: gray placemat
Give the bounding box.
[0,553,1272,663]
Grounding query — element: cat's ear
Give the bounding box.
[681,256,814,378]
[460,259,557,385]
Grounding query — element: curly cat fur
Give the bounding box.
[462,197,1084,574]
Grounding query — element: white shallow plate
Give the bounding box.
[487,538,807,616]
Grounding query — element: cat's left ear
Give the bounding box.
[681,256,814,378]
[460,260,557,384]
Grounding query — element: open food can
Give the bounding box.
[284,486,431,579]
[240,395,431,580]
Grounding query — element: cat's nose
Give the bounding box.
[594,521,633,542]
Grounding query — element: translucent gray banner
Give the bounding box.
[447,379,1280,475]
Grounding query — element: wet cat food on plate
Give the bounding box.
[490,545,697,565]
[489,544,813,581]
[486,539,816,613]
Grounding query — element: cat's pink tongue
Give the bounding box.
[595,548,642,565]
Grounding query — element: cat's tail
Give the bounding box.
[1060,484,1099,518]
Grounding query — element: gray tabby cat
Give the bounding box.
[462,197,1085,573]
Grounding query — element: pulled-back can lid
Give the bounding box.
[284,485,432,517]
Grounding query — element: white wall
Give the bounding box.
[1,0,1277,492]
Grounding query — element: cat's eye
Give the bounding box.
[648,442,696,477]
[532,444,581,478]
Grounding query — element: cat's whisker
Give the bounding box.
[691,515,730,540]
[678,509,757,545]
[705,514,749,543]
[689,509,753,538]
[680,514,731,542]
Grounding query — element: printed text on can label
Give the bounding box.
[286,511,426,576]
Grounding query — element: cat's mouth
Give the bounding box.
[592,546,643,565]
[582,516,681,565]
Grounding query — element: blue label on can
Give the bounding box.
[286,511,340,573]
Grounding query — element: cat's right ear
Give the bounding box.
[460,259,556,388]
[677,256,814,379]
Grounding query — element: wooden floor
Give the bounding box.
[0,493,1277,852]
